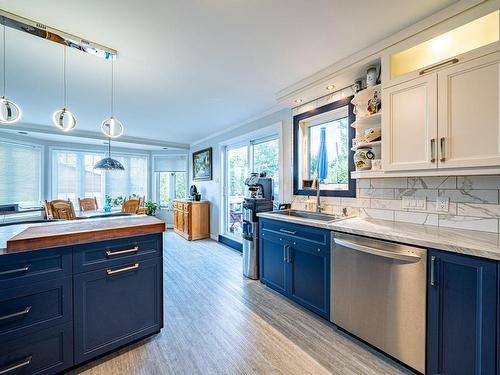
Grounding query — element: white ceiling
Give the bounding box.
[0,0,456,145]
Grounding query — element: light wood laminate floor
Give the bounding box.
[70,231,413,375]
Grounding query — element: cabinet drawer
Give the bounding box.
[260,219,329,248]
[0,277,72,341]
[74,257,162,364]
[73,234,162,273]
[0,248,72,290]
[0,322,73,375]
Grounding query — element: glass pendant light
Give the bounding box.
[94,137,125,171]
[0,24,21,124]
[100,58,124,138]
[52,46,76,131]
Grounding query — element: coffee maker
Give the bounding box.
[242,172,273,279]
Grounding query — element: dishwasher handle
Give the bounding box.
[334,238,421,262]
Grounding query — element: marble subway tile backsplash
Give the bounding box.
[291,176,500,233]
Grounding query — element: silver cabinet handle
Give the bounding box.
[106,263,139,275]
[0,306,31,322]
[288,246,292,263]
[106,246,139,257]
[0,356,32,375]
[279,229,297,235]
[419,58,459,75]
[0,265,30,276]
[440,137,446,162]
[283,245,288,262]
[430,139,436,163]
[430,256,437,286]
[334,238,421,262]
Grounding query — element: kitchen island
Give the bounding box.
[0,216,165,375]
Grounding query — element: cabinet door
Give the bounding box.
[177,209,183,231]
[74,257,162,364]
[437,52,500,168]
[288,242,330,319]
[173,209,178,230]
[259,231,287,295]
[427,250,496,375]
[382,74,438,170]
[183,211,190,234]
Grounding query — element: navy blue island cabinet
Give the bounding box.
[427,249,496,375]
[0,233,163,375]
[259,218,330,319]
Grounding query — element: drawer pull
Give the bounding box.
[106,263,139,276]
[0,306,32,322]
[279,229,297,235]
[0,356,32,374]
[106,246,139,257]
[0,265,30,277]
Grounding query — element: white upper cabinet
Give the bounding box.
[382,2,500,88]
[382,2,500,172]
[383,74,437,171]
[437,51,500,168]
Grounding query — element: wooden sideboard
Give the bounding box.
[173,200,210,241]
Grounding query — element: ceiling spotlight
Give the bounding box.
[326,85,335,91]
[294,99,302,104]
[17,131,28,135]
[162,147,169,150]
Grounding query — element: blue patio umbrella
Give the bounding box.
[317,127,328,183]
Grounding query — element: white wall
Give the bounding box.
[189,108,293,238]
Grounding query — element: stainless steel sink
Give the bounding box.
[267,209,344,222]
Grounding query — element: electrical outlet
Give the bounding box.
[436,196,449,212]
[402,196,426,210]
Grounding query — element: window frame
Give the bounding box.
[293,96,356,197]
[154,171,187,208]
[222,133,280,240]
[50,148,149,204]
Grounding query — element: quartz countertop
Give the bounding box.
[0,215,166,254]
[257,212,500,261]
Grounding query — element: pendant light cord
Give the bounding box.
[63,46,67,108]
[110,59,114,116]
[108,137,111,157]
[2,23,6,97]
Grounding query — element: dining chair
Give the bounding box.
[43,200,53,219]
[47,199,77,220]
[137,195,146,214]
[121,198,140,214]
[78,197,98,212]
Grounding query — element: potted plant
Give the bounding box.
[144,200,159,216]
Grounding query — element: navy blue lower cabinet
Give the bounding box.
[0,277,72,342]
[0,322,73,375]
[288,241,330,319]
[259,231,287,294]
[427,249,496,375]
[259,219,331,319]
[73,257,162,364]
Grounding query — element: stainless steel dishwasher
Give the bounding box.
[331,232,426,373]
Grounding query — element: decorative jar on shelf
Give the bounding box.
[354,147,375,170]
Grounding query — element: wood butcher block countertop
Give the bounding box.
[0,216,166,254]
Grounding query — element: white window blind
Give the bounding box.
[0,141,42,205]
[153,155,187,172]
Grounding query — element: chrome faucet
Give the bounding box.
[314,178,322,213]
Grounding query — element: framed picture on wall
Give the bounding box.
[192,147,212,181]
